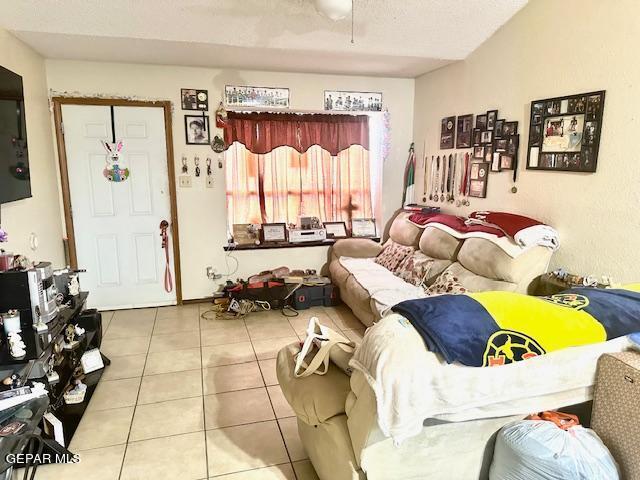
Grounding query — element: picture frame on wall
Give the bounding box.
[500,154,515,170]
[486,110,498,130]
[494,119,505,138]
[181,89,209,111]
[473,146,485,159]
[481,130,493,144]
[503,121,519,136]
[184,114,211,145]
[484,144,494,164]
[476,114,487,130]
[440,116,456,149]
[225,85,290,108]
[526,90,605,173]
[469,162,489,198]
[324,90,382,111]
[456,114,474,148]
[491,152,501,172]
[473,128,482,146]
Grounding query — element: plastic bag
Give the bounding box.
[490,420,619,480]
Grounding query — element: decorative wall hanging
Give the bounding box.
[181,89,209,111]
[456,114,474,148]
[324,91,382,112]
[440,116,456,149]
[225,85,290,109]
[215,102,228,128]
[526,90,605,172]
[184,114,210,145]
[101,106,129,182]
[469,162,489,198]
[102,141,130,182]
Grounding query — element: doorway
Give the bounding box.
[52,98,182,309]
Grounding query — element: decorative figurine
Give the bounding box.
[46,354,59,384]
[7,332,26,358]
[63,324,79,350]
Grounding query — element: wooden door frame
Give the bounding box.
[52,97,183,304]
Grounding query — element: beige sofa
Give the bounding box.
[329,211,553,327]
[277,212,557,479]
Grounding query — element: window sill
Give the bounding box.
[223,237,380,251]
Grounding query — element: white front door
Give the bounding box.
[61,104,176,310]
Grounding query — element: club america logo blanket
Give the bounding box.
[392,285,640,367]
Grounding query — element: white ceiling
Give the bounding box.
[1,0,528,77]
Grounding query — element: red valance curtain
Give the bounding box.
[223,111,369,156]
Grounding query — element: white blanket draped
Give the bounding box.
[349,313,632,444]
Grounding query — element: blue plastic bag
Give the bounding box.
[490,420,619,480]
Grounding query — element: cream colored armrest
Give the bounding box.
[331,239,383,259]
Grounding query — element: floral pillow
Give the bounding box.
[395,251,434,287]
[425,271,468,296]
[375,240,414,273]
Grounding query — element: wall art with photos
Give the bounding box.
[440,116,456,149]
[469,162,489,198]
[184,115,210,145]
[526,90,605,172]
[181,89,208,111]
[225,85,290,108]
[324,90,382,111]
[456,114,474,148]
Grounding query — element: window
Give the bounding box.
[224,112,378,233]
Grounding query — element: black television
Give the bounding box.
[0,65,31,204]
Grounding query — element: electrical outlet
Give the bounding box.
[206,175,214,188]
[179,175,192,188]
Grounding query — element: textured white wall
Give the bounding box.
[413,0,640,283]
[0,29,65,266]
[45,61,415,299]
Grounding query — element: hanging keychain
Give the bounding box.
[206,157,212,177]
[181,155,188,174]
[194,156,201,177]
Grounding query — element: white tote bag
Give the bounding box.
[294,317,356,378]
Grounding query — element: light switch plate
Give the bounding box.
[179,175,192,188]
[206,175,214,188]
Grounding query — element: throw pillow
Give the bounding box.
[395,251,434,287]
[425,271,468,296]
[375,240,414,273]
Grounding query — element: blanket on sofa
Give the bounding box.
[349,314,633,443]
[392,286,640,367]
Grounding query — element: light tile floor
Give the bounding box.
[27,303,365,480]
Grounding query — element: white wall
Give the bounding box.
[413,0,640,283]
[45,61,415,299]
[0,29,65,266]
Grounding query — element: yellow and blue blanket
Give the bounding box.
[392,285,640,367]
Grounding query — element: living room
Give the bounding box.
[0,0,638,479]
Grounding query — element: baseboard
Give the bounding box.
[182,296,214,305]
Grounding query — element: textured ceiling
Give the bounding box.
[1,0,528,77]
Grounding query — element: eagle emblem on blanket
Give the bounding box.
[483,330,546,367]
[542,293,590,310]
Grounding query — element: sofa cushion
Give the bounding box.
[425,271,468,296]
[277,342,351,426]
[456,238,551,285]
[444,262,517,292]
[395,251,434,287]
[388,212,424,247]
[375,240,414,272]
[332,238,383,259]
[419,227,463,260]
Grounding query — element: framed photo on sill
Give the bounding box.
[351,218,377,238]
[261,223,288,243]
[184,115,210,145]
[324,221,348,239]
